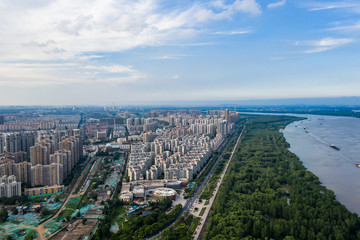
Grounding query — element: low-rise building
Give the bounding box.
[153,187,176,201]
[24,185,64,196]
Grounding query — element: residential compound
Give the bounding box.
[1,132,36,160]
[0,129,83,189]
[86,117,126,140]
[127,110,240,183]
[0,114,80,132]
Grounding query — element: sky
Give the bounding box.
[0,0,360,105]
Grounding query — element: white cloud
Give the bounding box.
[303,2,360,13]
[0,0,261,87]
[171,75,180,79]
[328,21,360,32]
[0,0,261,62]
[295,37,354,53]
[232,0,262,15]
[0,62,145,87]
[153,54,190,60]
[155,56,175,60]
[267,0,286,9]
[213,29,252,35]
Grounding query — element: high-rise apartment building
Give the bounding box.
[29,162,64,187]
[49,163,63,186]
[22,132,36,158]
[5,133,22,153]
[0,161,14,177]
[37,130,67,152]
[31,164,44,187]
[43,165,51,186]
[0,175,21,198]
[224,109,230,122]
[0,134,4,154]
[30,144,48,165]
[59,135,82,166]
[50,150,71,178]
[0,115,4,125]
[14,161,32,185]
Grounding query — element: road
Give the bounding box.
[148,125,243,240]
[193,124,245,240]
[185,127,241,210]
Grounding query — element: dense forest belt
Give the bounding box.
[202,115,360,240]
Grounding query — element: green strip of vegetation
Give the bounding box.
[184,120,245,199]
[203,115,360,240]
[199,207,206,217]
[189,217,201,235]
[199,150,230,200]
[184,151,220,199]
[161,213,201,240]
[199,126,241,200]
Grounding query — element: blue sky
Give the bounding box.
[0,0,359,105]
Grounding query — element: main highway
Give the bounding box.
[194,124,245,240]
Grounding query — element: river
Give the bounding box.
[282,115,360,215]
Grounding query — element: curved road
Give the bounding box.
[20,156,96,240]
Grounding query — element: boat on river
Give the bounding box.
[330,144,340,151]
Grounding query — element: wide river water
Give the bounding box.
[282,115,360,215]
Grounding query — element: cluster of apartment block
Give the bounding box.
[29,133,82,186]
[0,121,79,132]
[0,131,36,159]
[0,121,56,131]
[127,113,236,182]
[127,118,158,134]
[150,136,212,181]
[86,117,125,140]
[127,143,155,181]
[0,129,83,189]
[113,125,126,138]
[0,114,81,132]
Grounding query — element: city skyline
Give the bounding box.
[1,0,360,105]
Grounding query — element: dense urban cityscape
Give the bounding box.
[0,107,244,239]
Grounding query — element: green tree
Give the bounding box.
[0,207,9,222]
[40,207,51,218]
[12,207,18,215]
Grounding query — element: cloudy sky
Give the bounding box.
[0,0,359,105]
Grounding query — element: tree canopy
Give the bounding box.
[203,115,360,240]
